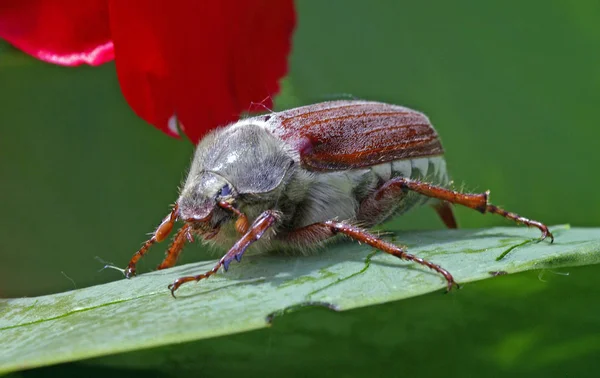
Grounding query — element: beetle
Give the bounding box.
[124,100,553,296]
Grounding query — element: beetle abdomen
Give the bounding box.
[358,155,450,225]
[289,155,450,231]
[371,155,449,185]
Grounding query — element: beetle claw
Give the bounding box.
[222,258,231,272]
[124,266,136,279]
[167,282,178,298]
[542,229,554,243]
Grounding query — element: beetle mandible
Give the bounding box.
[124,100,553,296]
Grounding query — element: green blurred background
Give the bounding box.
[1,0,599,376]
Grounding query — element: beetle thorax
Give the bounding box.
[177,122,296,230]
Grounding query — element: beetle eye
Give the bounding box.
[218,184,232,197]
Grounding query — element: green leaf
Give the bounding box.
[1,225,599,374]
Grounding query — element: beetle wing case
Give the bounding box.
[268,100,443,172]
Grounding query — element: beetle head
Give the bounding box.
[177,171,236,225]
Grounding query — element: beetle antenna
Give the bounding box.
[218,201,249,234]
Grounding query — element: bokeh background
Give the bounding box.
[1,1,599,376]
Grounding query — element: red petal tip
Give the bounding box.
[35,41,115,67]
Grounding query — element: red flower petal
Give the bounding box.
[229,1,297,114]
[107,1,177,138]
[0,0,114,66]
[108,0,296,143]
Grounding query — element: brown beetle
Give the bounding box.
[125,100,553,296]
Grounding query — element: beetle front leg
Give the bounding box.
[167,210,279,297]
[156,223,192,270]
[125,204,179,278]
[373,177,553,242]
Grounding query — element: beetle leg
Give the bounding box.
[157,224,191,270]
[125,205,179,278]
[218,201,249,234]
[358,181,459,229]
[432,201,458,229]
[372,177,553,242]
[167,210,279,297]
[282,221,457,291]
